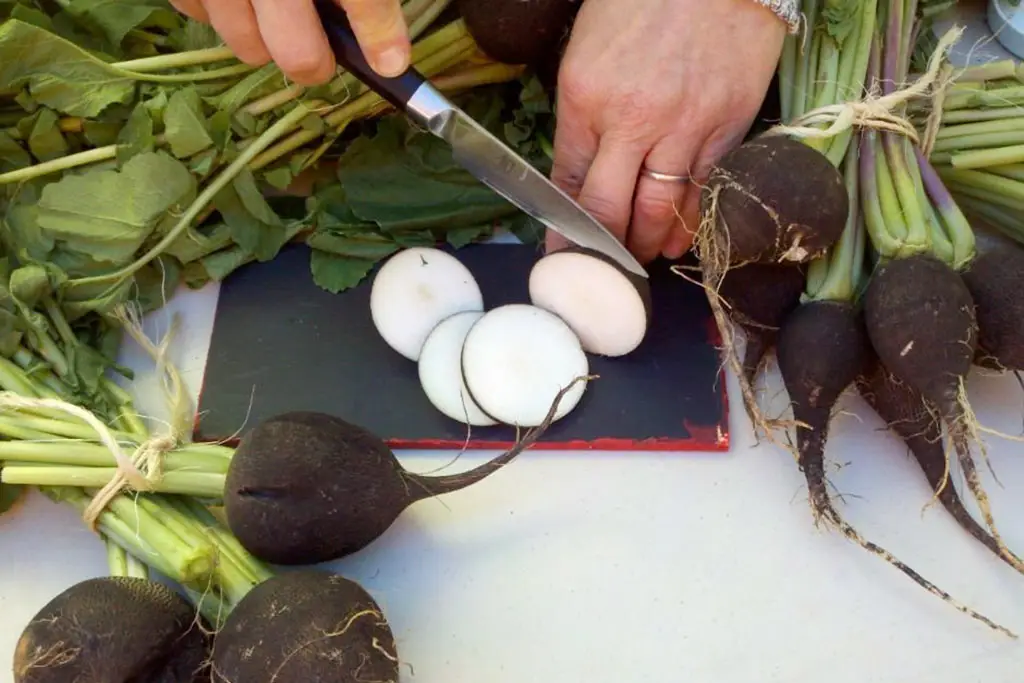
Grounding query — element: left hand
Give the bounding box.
[548,0,788,263]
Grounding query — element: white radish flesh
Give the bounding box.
[418,311,498,427]
[528,247,651,357]
[370,247,484,361]
[461,304,589,427]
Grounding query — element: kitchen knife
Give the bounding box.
[313,0,648,278]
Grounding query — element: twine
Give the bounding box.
[0,304,194,529]
[764,25,965,146]
[75,304,193,527]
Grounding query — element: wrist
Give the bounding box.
[748,0,800,34]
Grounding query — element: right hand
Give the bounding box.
[170,0,412,85]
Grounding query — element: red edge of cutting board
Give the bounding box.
[190,314,731,453]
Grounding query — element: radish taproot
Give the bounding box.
[13,577,210,683]
[461,303,590,427]
[777,299,1012,635]
[223,377,589,565]
[418,310,498,426]
[370,246,484,361]
[528,246,652,357]
[856,353,1024,575]
[211,569,398,683]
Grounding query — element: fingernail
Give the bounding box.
[373,47,407,77]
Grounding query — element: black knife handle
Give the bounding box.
[313,0,426,112]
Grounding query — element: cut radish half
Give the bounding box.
[370,247,484,361]
[418,311,498,427]
[461,304,590,427]
[528,246,652,357]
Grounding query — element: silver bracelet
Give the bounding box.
[751,0,801,34]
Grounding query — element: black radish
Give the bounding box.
[224,378,588,565]
[13,576,209,683]
[862,254,1008,548]
[776,299,1011,635]
[698,135,848,269]
[961,242,1024,372]
[457,0,580,67]
[715,261,807,426]
[856,353,1024,575]
[211,570,398,683]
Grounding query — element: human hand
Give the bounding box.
[170,0,411,85]
[548,0,788,264]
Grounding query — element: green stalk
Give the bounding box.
[808,131,865,301]
[176,497,273,584]
[943,85,1024,110]
[954,195,1024,243]
[931,131,1024,153]
[3,466,225,497]
[946,144,1024,169]
[930,106,1024,124]
[987,163,1024,181]
[934,117,1024,139]
[106,536,150,578]
[937,167,1024,204]
[779,26,799,123]
[112,47,238,72]
[154,496,263,606]
[46,487,216,584]
[946,181,1024,212]
[792,0,822,120]
[0,440,229,472]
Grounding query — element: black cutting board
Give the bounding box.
[194,242,728,451]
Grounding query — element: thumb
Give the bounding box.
[336,0,411,76]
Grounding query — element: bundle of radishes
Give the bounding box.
[369,244,651,428]
[690,0,1024,637]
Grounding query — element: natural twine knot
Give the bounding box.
[763,25,964,147]
[78,304,193,529]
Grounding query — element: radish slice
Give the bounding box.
[418,311,498,427]
[461,304,589,427]
[528,246,652,357]
[370,247,484,361]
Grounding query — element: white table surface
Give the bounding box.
[4,5,1024,682]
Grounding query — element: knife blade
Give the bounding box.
[313,0,648,278]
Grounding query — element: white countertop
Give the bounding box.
[2,270,1024,683]
[4,3,1024,681]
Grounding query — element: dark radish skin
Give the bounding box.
[776,300,1012,636]
[692,135,845,445]
[961,243,1024,372]
[698,135,849,269]
[777,300,869,526]
[211,569,398,683]
[224,377,589,565]
[715,262,807,427]
[856,354,1024,575]
[862,254,1011,553]
[457,0,581,67]
[13,576,210,683]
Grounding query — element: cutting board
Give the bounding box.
[194,242,729,451]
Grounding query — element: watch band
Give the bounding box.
[752,0,801,34]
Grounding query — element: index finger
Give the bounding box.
[337,0,411,77]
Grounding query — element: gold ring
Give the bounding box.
[640,167,691,183]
